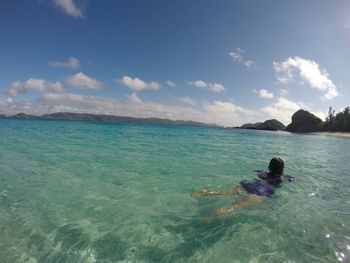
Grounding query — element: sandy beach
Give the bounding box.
[311,132,350,138]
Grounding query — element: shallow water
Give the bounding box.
[0,119,349,262]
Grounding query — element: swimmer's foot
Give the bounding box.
[202,216,215,224]
[214,206,236,216]
[201,207,237,224]
[191,189,209,197]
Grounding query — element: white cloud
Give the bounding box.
[258,89,274,99]
[122,93,201,121]
[49,57,80,69]
[187,80,225,93]
[66,72,103,89]
[229,47,254,68]
[279,89,288,97]
[262,97,306,125]
[187,80,207,88]
[209,83,225,93]
[311,111,327,121]
[203,100,256,126]
[166,81,176,88]
[6,79,64,97]
[180,97,196,106]
[127,92,142,104]
[273,56,338,100]
[118,76,161,91]
[53,0,83,18]
[124,95,254,126]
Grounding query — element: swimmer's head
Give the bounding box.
[268,157,284,177]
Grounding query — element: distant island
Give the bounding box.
[0,112,218,127]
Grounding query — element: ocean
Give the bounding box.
[0,119,349,262]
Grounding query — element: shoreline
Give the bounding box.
[311,132,350,139]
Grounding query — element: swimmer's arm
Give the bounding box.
[254,170,268,178]
[191,186,244,197]
[282,175,302,183]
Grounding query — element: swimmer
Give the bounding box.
[191,157,294,220]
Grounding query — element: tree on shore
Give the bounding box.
[325,106,350,132]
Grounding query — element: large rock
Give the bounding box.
[286,109,322,132]
[256,119,285,131]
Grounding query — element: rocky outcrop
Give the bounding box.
[240,122,262,129]
[257,119,285,131]
[286,109,322,132]
[240,119,285,131]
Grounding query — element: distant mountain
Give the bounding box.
[8,112,218,127]
[240,119,285,131]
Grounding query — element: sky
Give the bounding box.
[0,0,349,126]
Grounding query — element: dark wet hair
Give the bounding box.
[268,157,284,177]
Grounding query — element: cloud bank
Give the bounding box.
[6,79,64,97]
[1,91,257,126]
[3,55,333,127]
[42,92,121,113]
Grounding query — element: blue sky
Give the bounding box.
[0,0,349,126]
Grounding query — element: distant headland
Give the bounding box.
[0,112,218,127]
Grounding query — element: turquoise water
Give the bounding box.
[0,119,349,263]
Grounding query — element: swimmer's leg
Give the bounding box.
[191,186,244,197]
[214,194,265,215]
[202,194,266,224]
